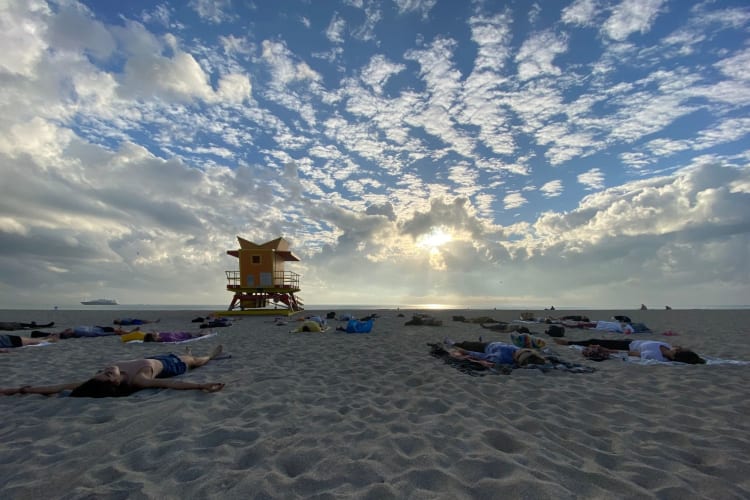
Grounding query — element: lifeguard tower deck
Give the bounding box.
[214,236,304,316]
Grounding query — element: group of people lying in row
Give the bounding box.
[443,336,706,368]
[0,315,232,352]
[520,313,652,334]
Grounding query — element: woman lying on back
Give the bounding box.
[1,345,226,397]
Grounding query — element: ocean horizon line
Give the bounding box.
[1,303,749,311]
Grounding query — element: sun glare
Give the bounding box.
[417,227,453,250]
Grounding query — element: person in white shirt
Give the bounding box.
[554,338,705,364]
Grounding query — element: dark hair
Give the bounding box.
[673,350,706,365]
[143,333,157,342]
[69,379,134,398]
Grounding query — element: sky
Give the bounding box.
[0,0,748,310]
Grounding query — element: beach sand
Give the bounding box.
[1,308,749,499]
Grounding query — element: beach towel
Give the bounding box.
[344,319,373,333]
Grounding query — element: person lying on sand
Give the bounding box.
[143,331,212,343]
[0,321,55,331]
[445,340,546,368]
[480,322,530,333]
[0,334,56,353]
[554,338,705,364]
[113,318,160,326]
[1,345,226,397]
[31,325,136,339]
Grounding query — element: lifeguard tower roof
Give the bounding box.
[227,236,300,262]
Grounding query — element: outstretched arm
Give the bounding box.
[134,377,224,393]
[1,382,82,396]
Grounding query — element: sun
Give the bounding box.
[416,227,453,251]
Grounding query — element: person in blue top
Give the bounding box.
[447,340,546,367]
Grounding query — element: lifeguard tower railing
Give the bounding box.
[225,270,300,291]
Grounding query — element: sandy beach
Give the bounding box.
[1,308,749,499]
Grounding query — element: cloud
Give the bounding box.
[360,55,405,94]
[515,30,568,81]
[393,0,437,19]
[540,180,564,198]
[562,0,600,26]
[602,0,666,41]
[0,1,51,77]
[503,192,527,210]
[0,1,747,308]
[189,0,234,24]
[326,13,346,44]
[578,168,605,190]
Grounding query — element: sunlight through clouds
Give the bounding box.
[0,0,748,308]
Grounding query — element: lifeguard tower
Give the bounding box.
[215,236,304,316]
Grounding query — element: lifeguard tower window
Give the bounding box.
[252,255,261,264]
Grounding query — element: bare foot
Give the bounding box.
[208,344,223,360]
[553,338,569,345]
[201,382,225,392]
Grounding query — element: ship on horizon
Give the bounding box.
[81,298,118,305]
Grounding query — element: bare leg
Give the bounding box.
[180,345,223,369]
[20,337,56,346]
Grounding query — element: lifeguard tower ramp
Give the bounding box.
[215,236,304,317]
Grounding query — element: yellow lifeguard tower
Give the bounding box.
[215,236,304,316]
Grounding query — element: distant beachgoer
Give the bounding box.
[446,340,546,367]
[143,332,211,343]
[0,321,55,331]
[1,346,226,397]
[554,338,705,364]
[0,334,56,352]
[31,326,133,339]
[113,318,160,326]
[200,318,231,329]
